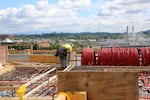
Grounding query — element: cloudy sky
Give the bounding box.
[0,0,149,34]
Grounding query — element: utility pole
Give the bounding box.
[126,25,129,46]
[132,25,136,46]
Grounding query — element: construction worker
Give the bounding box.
[55,43,73,69]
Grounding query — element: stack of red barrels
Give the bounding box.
[81,47,150,66]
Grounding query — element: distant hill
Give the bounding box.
[142,30,150,37]
[143,30,150,34]
[14,30,150,40]
[15,32,124,40]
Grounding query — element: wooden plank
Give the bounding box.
[62,65,71,72]
[32,50,56,53]
[29,55,60,64]
[14,64,59,68]
[58,72,138,100]
[67,91,87,100]
[0,65,15,75]
[55,94,66,100]
[0,46,7,65]
[74,66,150,72]
[63,65,75,72]
[0,81,27,84]
[8,50,29,53]
[0,97,52,100]
[0,86,19,90]
[6,46,8,63]
[8,54,29,56]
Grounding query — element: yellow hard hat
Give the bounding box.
[63,43,72,52]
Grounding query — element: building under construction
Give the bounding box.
[0,40,150,100]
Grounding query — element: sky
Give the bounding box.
[0,0,149,34]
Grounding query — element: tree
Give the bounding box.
[50,43,60,50]
[33,42,38,50]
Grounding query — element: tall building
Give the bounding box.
[127,25,136,46]
[0,34,14,40]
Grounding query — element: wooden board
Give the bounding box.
[56,91,87,100]
[0,97,52,100]
[73,66,150,72]
[55,95,66,100]
[0,81,26,85]
[0,65,15,75]
[0,46,7,65]
[58,72,138,100]
[29,55,60,64]
[67,91,87,100]
[0,86,19,90]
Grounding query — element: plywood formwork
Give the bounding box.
[29,55,60,64]
[58,71,138,100]
[73,66,150,72]
[0,65,15,75]
[0,46,7,65]
[0,97,52,100]
[7,49,60,64]
[1,63,149,100]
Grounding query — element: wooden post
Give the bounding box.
[6,46,8,63]
[30,44,33,55]
[0,46,7,65]
[75,50,77,67]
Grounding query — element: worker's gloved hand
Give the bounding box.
[55,54,58,57]
[55,49,59,57]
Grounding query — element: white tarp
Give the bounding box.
[2,38,13,43]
